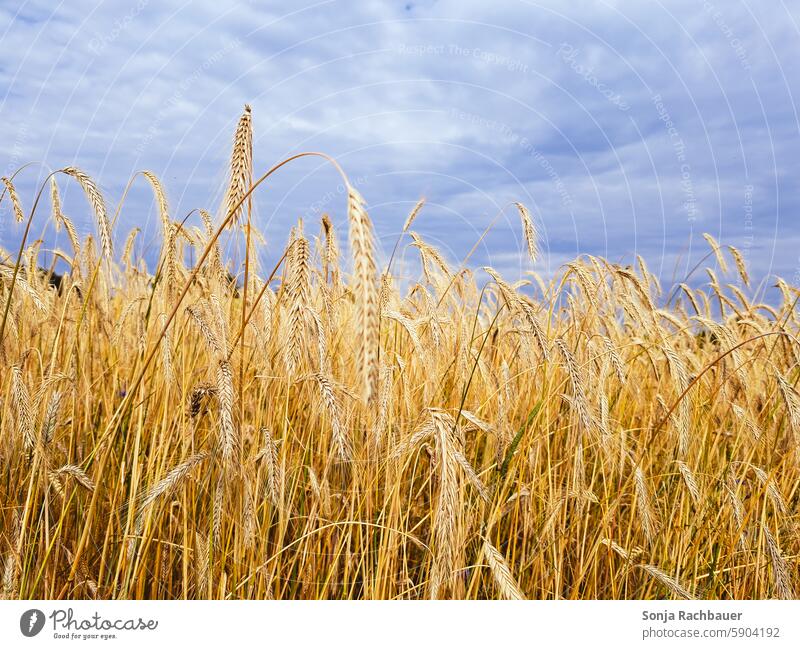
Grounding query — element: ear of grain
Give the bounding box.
[749,465,786,514]
[141,171,171,239]
[732,404,762,442]
[727,245,750,287]
[702,233,728,273]
[373,361,394,447]
[159,313,174,385]
[0,267,47,311]
[600,538,643,562]
[554,338,593,433]
[452,448,489,503]
[633,465,659,543]
[216,359,238,468]
[187,303,224,358]
[346,185,379,402]
[213,476,224,546]
[482,538,526,599]
[11,365,34,450]
[675,461,701,505]
[763,527,794,599]
[39,390,63,445]
[50,177,63,224]
[1,176,24,222]
[62,167,113,259]
[723,470,747,550]
[58,214,81,260]
[402,198,425,232]
[638,564,695,599]
[222,104,253,228]
[514,202,538,264]
[315,372,352,462]
[199,209,223,282]
[52,464,95,492]
[136,452,209,527]
[121,228,139,268]
[320,213,340,285]
[194,532,210,599]
[776,372,800,440]
[285,224,310,373]
[257,428,282,509]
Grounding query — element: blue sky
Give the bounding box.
[1,0,798,296]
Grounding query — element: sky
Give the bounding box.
[0,0,798,298]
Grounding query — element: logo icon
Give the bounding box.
[20,609,45,637]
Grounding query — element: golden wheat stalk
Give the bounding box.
[141,170,171,238]
[50,464,95,492]
[1,176,24,222]
[514,202,538,264]
[62,167,112,259]
[285,224,310,373]
[11,365,34,450]
[633,464,659,543]
[638,564,695,599]
[702,233,728,273]
[222,104,253,228]
[136,452,210,530]
[256,427,282,509]
[482,538,526,599]
[346,185,379,402]
[429,411,460,599]
[216,359,238,467]
[763,527,794,599]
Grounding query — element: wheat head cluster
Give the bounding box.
[0,106,798,600]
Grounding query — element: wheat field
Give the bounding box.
[0,106,798,600]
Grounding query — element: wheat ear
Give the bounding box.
[1,176,24,222]
[347,185,379,401]
[222,104,253,228]
[514,202,538,264]
[62,167,112,259]
[482,538,526,599]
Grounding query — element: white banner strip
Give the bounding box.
[0,600,797,648]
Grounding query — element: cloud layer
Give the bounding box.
[1,0,798,295]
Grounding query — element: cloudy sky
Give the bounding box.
[1,0,798,297]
